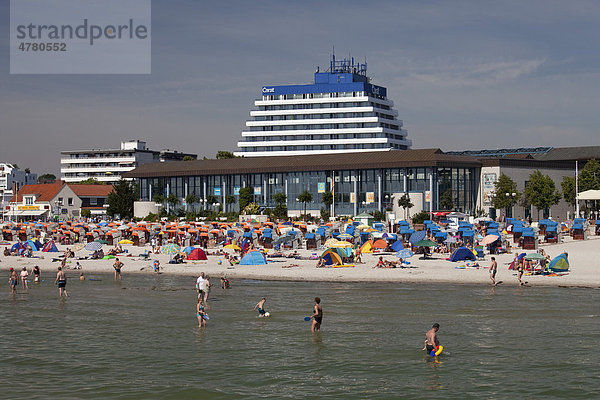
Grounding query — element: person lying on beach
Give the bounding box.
[3,247,10,256]
[373,256,386,268]
[282,264,300,268]
[316,257,326,268]
[253,297,267,317]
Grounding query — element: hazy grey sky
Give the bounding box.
[2,0,600,175]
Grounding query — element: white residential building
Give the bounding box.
[235,56,411,157]
[60,140,197,183]
[0,163,37,217]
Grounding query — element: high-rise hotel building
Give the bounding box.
[235,56,411,157]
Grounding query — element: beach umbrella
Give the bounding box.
[444,235,458,243]
[118,239,134,245]
[224,244,241,250]
[524,253,546,261]
[84,241,103,251]
[95,239,109,244]
[409,231,427,245]
[414,239,437,247]
[337,233,353,241]
[481,234,500,246]
[161,243,181,256]
[396,249,414,259]
[329,241,353,248]
[117,225,129,231]
[324,238,340,248]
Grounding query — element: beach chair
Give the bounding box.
[475,249,485,260]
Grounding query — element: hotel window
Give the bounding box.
[68,198,73,206]
[24,196,34,205]
[58,197,63,205]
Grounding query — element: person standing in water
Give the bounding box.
[113,258,124,281]
[311,297,323,332]
[425,323,440,355]
[20,267,29,289]
[196,297,207,327]
[489,257,498,286]
[254,297,267,317]
[8,268,18,294]
[32,265,41,283]
[55,266,68,298]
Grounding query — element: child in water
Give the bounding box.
[197,298,208,327]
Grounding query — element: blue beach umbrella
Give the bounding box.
[409,230,427,245]
[396,249,414,259]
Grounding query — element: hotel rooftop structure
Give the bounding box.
[235,56,411,157]
[60,140,197,184]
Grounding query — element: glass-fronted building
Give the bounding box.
[235,56,411,157]
[126,149,481,216]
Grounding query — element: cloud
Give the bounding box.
[408,58,545,87]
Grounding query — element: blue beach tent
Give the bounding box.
[390,240,404,252]
[239,250,267,266]
[548,253,570,272]
[25,239,40,251]
[449,247,476,262]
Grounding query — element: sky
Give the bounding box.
[1,0,600,175]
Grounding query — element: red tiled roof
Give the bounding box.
[68,184,114,197]
[10,182,65,203]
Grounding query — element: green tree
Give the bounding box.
[106,179,135,219]
[373,210,386,222]
[216,151,236,159]
[80,209,91,218]
[243,202,260,215]
[320,207,330,221]
[561,176,576,207]
[24,168,31,174]
[37,173,56,184]
[438,189,454,211]
[153,193,165,205]
[524,170,561,220]
[273,192,288,220]
[322,191,333,208]
[166,193,180,214]
[411,211,430,225]
[185,193,200,212]
[297,190,313,218]
[206,195,218,210]
[397,193,413,220]
[492,173,519,216]
[182,155,195,161]
[238,187,254,211]
[578,159,600,191]
[75,178,101,185]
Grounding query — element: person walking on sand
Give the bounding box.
[311,297,323,332]
[254,297,267,317]
[8,268,18,294]
[196,297,207,327]
[489,257,498,286]
[55,266,68,298]
[113,258,123,281]
[425,323,440,355]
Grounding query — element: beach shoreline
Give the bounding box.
[3,235,598,289]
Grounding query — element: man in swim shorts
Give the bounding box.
[196,272,205,301]
[254,297,267,317]
[55,266,68,298]
[113,258,123,281]
[8,267,18,294]
[311,297,323,332]
[425,323,440,355]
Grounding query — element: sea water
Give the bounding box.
[1,275,598,399]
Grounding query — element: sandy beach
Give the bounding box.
[2,235,598,288]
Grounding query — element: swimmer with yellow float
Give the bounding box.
[424,323,443,358]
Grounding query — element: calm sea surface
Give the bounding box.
[1,273,599,399]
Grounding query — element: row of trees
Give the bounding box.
[492,160,600,219]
